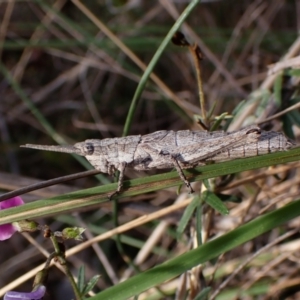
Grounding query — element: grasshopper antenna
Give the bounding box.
[21,144,83,155]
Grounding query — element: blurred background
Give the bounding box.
[1,0,300,299]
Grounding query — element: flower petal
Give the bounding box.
[0,197,24,240]
[0,224,17,241]
[4,285,46,300]
[0,197,24,210]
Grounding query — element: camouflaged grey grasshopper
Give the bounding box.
[21,125,294,198]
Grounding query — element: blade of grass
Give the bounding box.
[203,190,229,215]
[176,194,200,239]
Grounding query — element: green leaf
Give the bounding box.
[286,109,300,127]
[202,191,229,215]
[207,101,217,119]
[287,68,300,77]
[194,287,212,300]
[202,178,211,190]
[211,112,231,131]
[82,275,101,296]
[283,114,296,139]
[196,203,203,246]
[177,195,200,239]
[78,265,85,293]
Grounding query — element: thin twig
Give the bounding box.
[0,170,101,202]
[257,101,300,125]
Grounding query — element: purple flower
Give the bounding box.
[4,285,46,300]
[0,197,24,241]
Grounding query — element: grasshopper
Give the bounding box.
[21,125,294,198]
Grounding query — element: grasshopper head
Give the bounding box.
[74,141,95,156]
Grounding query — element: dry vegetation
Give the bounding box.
[1,0,300,299]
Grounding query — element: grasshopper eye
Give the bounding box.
[246,128,261,135]
[84,143,94,155]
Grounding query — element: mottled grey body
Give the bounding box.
[21,125,295,198]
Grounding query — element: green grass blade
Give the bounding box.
[176,195,200,239]
[195,287,212,300]
[203,190,229,215]
[77,265,85,293]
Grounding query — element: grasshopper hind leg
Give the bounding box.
[108,162,127,200]
[159,150,194,193]
[170,155,194,193]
